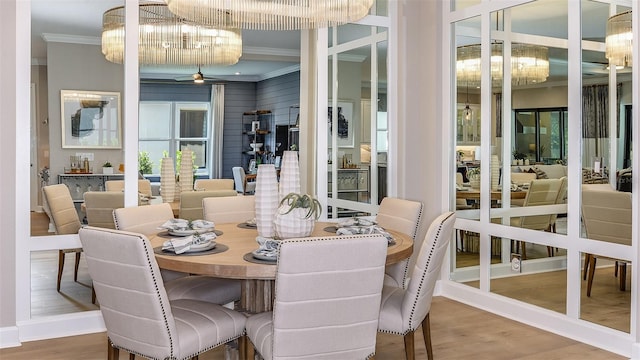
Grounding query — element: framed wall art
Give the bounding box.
[328,100,354,148]
[61,90,122,149]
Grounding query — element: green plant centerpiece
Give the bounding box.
[274,193,322,239]
[466,167,480,189]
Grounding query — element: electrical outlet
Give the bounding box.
[511,253,522,273]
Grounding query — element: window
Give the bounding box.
[514,108,568,164]
[139,101,211,176]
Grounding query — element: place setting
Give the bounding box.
[243,236,280,264]
[237,217,257,229]
[154,219,228,256]
[328,217,396,246]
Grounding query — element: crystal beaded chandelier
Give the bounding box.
[102,4,243,66]
[165,0,374,30]
[606,10,633,69]
[456,43,549,88]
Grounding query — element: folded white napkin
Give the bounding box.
[254,236,279,258]
[159,218,190,231]
[338,217,376,227]
[159,219,215,231]
[162,232,217,254]
[336,224,394,244]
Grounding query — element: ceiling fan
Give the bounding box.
[174,66,221,83]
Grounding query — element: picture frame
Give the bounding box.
[328,100,354,148]
[61,90,122,149]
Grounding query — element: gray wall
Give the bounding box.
[47,42,124,182]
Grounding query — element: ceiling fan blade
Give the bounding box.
[174,74,222,82]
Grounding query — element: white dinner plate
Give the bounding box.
[252,249,277,261]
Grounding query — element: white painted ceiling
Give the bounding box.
[31,0,302,82]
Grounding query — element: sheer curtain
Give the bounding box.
[211,84,225,178]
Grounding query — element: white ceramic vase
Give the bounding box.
[278,151,300,202]
[160,157,176,203]
[274,206,316,239]
[255,164,279,238]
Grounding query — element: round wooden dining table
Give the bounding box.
[149,222,413,360]
[149,222,412,310]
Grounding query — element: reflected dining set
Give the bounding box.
[43,158,457,359]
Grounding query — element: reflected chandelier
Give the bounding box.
[456,43,549,88]
[606,10,632,69]
[102,4,242,66]
[165,0,374,30]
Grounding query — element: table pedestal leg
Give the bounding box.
[226,279,275,360]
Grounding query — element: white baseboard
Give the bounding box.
[15,311,105,344]
[0,326,21,348]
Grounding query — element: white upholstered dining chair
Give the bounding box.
[510,177,565,259]
[113,203,174,237]
[113,203,241,304]
[78,226,246,360]
[105,179,153,197]
[232,166,256,194]
[203,195,255,223]
[376,197,423,289]
[83,191,124,229]
[246,234,389,360]
[581,184,631,296]
[378,211,456,360]
[179,189,238,221]
[42,184,83,292]
[194,178,235,191]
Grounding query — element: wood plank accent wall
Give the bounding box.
[256,72,301,126]
[140,71,300,180]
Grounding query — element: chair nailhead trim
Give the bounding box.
[407,212,454,330]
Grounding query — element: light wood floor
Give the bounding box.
[0,296,624,360]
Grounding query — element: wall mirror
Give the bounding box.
[29,0,125,318]
[578,0,633,333]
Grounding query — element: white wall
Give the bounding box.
[398,0,445,269]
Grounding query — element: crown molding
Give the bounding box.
[259,64,301,81]
[41,33,101,46]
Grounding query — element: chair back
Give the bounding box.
[179,190,238,221]
[194,179,235,191]
[549,176,568,226]
[78,227,180,359]
[376,197,423,288]
[581,185,632,245]
[105,180,124,192]
[271,235,388,359]
[105,179,152,197]
[520,178,564,230]
[232,167,247,193]
[113,203,174,236]
[42,184,81,235]
[400,212,456,330]
[203,195,255,223]
[138,179,153,197]
[377,197,423,240]
[83,191,124,229]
